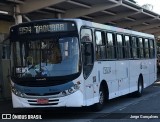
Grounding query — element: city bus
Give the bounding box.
[9,19,157,110]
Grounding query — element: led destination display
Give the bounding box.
[10,21,77,37]
[18,23,67,34]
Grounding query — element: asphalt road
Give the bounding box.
[1,80,160,122]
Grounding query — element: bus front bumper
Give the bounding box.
[12,90,84,108]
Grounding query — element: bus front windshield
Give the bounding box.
[13,37,80,78]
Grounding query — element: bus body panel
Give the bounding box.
[94,61,118,100]
[116,60,130,96]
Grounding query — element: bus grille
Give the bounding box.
[28,99,59,106]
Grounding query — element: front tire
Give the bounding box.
[92,86,105,111]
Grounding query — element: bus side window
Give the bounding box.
[124,35,131,59]
[95,31,106,60]
[149,39,155,58]
[131,37,138,59]
[144,39,149,58]
[138,38,144,58]
[106,32,115,59]
[116,34,123,59]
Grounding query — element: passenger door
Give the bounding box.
[81,28,94,105]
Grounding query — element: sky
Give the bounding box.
[135,0,160,14]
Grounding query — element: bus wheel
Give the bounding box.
[93,86,105,111]
[135,77,143,97]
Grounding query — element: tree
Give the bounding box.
[142,4,153,10]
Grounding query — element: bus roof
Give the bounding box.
[72,19,154,39]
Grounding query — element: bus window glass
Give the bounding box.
[116,34,123,59]
[95,31,106,59]
[144,39,149,58]
[81,28,94,79]
[81,29,92,42]
[124,36,131,58]
[13,37,80,78]
[138,38,144,58]
[96,31,103,45]
[106,33,115,59]
[131,37,138,58]
[149,39,155,58]
[14,42,21,66]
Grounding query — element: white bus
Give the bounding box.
[9,19,156,110]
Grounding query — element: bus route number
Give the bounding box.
[19,26,32,34]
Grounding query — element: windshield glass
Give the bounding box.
[13,37,79,78]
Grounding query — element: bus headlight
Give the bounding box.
[62,91,67,96]
[73,84,80,90]
[68,88,74,94]
[12,87,25,98]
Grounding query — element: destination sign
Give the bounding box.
[18,23,68,35]
[10,21,77,41]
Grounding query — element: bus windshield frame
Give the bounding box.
[10,20,81,86]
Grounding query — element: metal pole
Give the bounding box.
[15,5,22,24]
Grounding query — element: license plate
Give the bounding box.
[37,98,49,104]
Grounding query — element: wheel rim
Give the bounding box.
[139,83,142,93]
[99,91,104,105]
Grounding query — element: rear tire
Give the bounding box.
[92,86,105,111]
[135,77,143,97]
